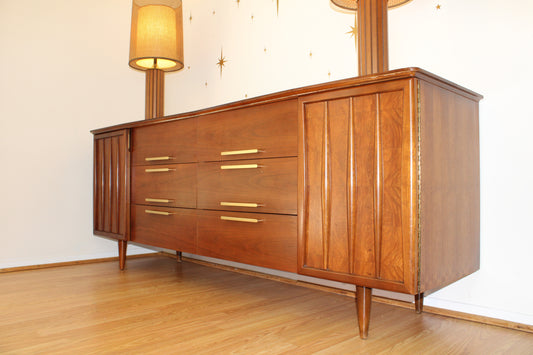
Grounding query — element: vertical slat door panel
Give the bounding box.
[93,130,130,241]
[298,81,416,293]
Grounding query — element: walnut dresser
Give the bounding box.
[92,68,482,338]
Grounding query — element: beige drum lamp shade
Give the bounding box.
[129,0,184,72]
[331,0,412,10]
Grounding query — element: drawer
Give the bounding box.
[132,164,196,208]
[196,210,297,273]
[131,205,197,252]
[132,118,196,165]
[197,99,298,162]
[197,157,296,215]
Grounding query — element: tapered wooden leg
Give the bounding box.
[176,251,182,263]
[356,286,372,339]
[118,240,127,271]
[415,293,424,314]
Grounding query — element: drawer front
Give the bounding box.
[132,118,196,165]
[197,99,298,162]
[197,210,297,273]
[197,157,296,215]
[131,205,197,252]
[132,164,196,208]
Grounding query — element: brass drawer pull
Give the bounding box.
[220,164,260,170]
[220,149,261,156]
[145,198,172,203]
[145,168,175,173]
[145,209,174,216]
[145,156,173,161]
[220,216,262,223]
[220,202,261,208]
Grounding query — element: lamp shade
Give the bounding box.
[331,0,412,11]
[129,0,184,72]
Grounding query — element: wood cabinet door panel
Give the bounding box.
[197,99,298,162]
[197,210,297,273]
[93,130,130,241]
[131,205,197,252]
[197,157,297,215]
[132,163,197,208]
[298,80,417,293]
[132,118,196,165]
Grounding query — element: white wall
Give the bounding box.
[1,0,531,326]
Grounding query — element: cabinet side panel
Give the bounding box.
[419,81,481,293]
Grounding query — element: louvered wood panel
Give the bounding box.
[93,130,130,241]
[298,80,417,293]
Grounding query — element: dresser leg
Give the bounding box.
[415,293,424,314]
[176,251,182,262]
[356,286,372,339]
[118,240,127,270]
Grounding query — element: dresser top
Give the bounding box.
[91,67,482,135]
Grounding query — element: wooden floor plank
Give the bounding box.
[1,255,532,354]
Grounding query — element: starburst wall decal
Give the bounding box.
[216,48,228,78]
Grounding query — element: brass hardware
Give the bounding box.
[145,156,173,161]
[145,198,172,203]
[145,209,173,216]
[220,202,261,208]
[145,168,174,173]
[220,149,261,156]
[220,216,262,223]
[220,164,260,170]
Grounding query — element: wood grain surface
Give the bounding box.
[1,256,531,354]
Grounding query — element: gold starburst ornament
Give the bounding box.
[216,49,227,77]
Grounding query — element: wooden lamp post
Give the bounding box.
[331,0,413,339]
[129,0,184,119]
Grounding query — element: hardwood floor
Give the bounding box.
[1,255,532,354]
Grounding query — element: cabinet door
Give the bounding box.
[93,130,130,241]
[298,80,418,294]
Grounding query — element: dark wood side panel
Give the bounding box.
[197,99,298,162]
[298,80,417,293]
[197,210,297,273]
[419,79,481,293]
[131,205,197,253]
[197,157,297,215]
[93,130,130,241]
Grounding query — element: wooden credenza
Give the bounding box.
[92,68,482,338]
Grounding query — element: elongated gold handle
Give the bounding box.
[220,216,262,223]
[145,156,173,161]
[220,164,260,170]
[145,209,174,216]
[145,198,172,203]
[220,202,261,208]
[220,149,261,156]
[145,168,174,173]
